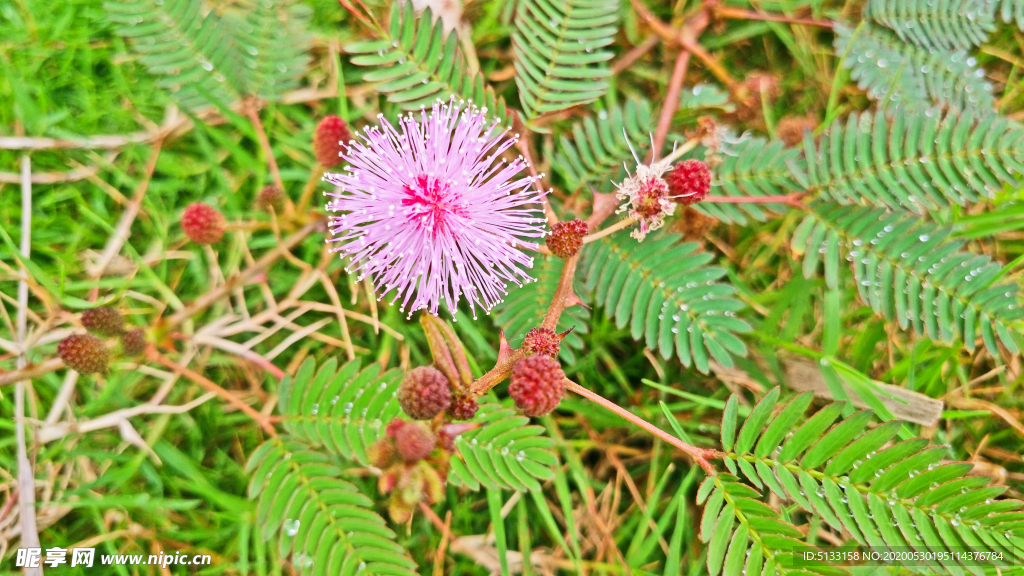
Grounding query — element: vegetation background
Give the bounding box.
[2,0,1024,574]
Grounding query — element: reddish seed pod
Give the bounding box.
[667,159,712,206]
[398,366,452,420]
[547,219,588,258]
[522,327,560,358]
[81,306,124,337]
[508,355,565,417]
[448,394,479,421]
[256,185,285,213]
[121,328,146,356]
[395,422,437,462]
[181,202,226,244]
[57,334,110,375]
[313,116,353,168]
[368,438,399,469]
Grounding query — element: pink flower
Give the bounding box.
[323,99,547,318]
[615,161,675,241]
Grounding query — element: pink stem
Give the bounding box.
[565,379,719,474]
[705,193,804,209]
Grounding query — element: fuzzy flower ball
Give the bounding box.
[522,327,561,358]
[398,366,452,420]
[449,393,479,421]
[547,218,587,258]
[58,334,109,374]
[314,116,353,168]
[509,355,565,417]
[667,159,712,205]
[394,421,437,462]
[181,202,225,244]
[256,185,285,213]
[323,99,548,318]
[122,328,146,356]
[81,306,124,337]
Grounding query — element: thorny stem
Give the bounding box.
[651,49,691,160]
[611,35,660,74]
[704,193,805,208]
[147,345,277,435]
[679,38,737,89]
[540,253,581,331]
[564,380,719,474]
[629,0,734,89]
[468,349,525,396]
[89,137,164,290]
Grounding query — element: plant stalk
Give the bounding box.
[564,380,718,474]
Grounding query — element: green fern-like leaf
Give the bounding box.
[492,255,589,364]
[863,0,996,50]
[105,0,245,111]
[581,231,751,373]
[106,0,311,110]
[834,22,994,112]
[551,99,654,193]
[700,473,842,576]
[793,202,1024,355]
[701,136,802,225]
[512,0,618,120]
[223,0,312,102]
[277,358,403,466]
[792,108,1024,214]
[448,403,558,492]
[997,0,1024,30]
[246,438,418,575]
[708,389,1024,575]
[345,1,509,124]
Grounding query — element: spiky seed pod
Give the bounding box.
[522,327,560,358]
[547,218,588,258]
[448,394,479,421]
[57,334,109,374]
[398,366,452,420]
[181,202,226,244]
[509,355,565,417]
[256,185,285,213]
[395,422,437,462]
[667,159,712,206]
[121,328,146,356]
[81,306,124,337]
[313,115,352,168]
